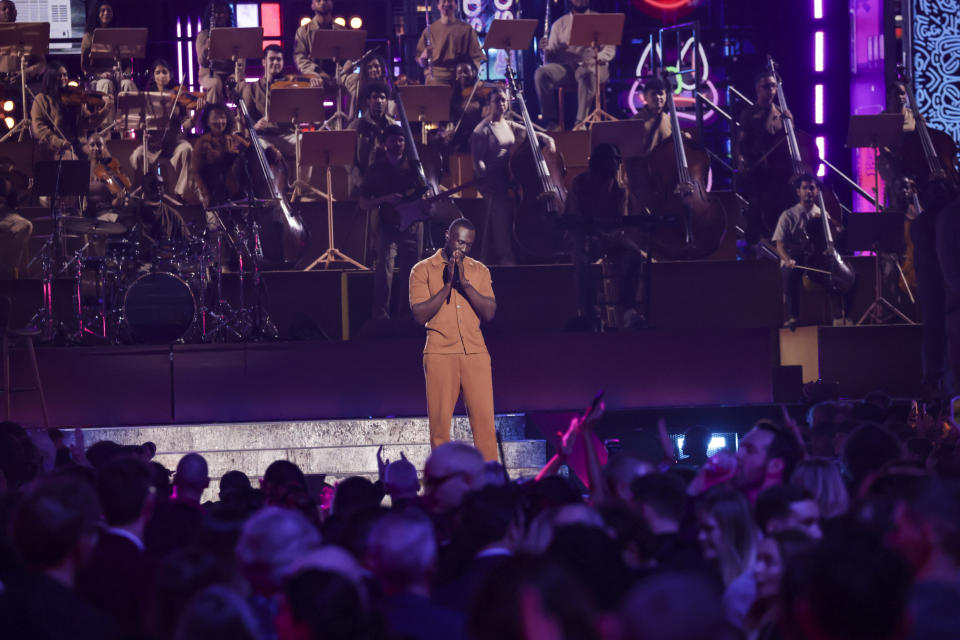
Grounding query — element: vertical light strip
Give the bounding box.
[814,31,825,71]
[176,18,183,83]
[814,0,823,19]
[814,84,824,123]
[187,19,194,88]
[816,136,826,176]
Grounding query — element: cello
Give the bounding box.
[505,65,567,259]
[643,71,726,260]
[768,56,855,294]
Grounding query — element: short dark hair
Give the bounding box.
[643,78,666,93]
[262,460,306,492]
[755,483,813,533]
[383,123,406,140]
[792,172,820,190]
[588,142,621,176]
[13,476,100,568]
[631,473,688,523]
[754,422,804,482]
[754,69,776,86]
[285,570,368,639]
[842,423,902,488]
[262,44,283,59]
[98,456,154,526]
[360,80,390,105]
[448,217,475,234]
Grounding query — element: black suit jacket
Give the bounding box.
[76,531,156,636]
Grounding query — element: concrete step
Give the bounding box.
[67,414,528,453]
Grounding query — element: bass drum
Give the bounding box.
[122,272,196,344]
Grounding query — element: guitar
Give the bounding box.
[380,179,483,231]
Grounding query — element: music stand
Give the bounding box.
[310,29,366,130]
[0,22,49,142]
[845,114,903,213]
[299,130,367,270]
[589,119,650,159]
[846,211,916,325]
[91,28,148,60]
[398,84,451,144]
[569,13,624,129]
[269,87,329,202]
[484,19,537,52]
[209,27,263,97]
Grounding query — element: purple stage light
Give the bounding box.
[814,31,824,71]
[816,136,826,177]
[814,84,824,124]
[813,0,823,20]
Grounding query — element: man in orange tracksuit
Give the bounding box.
[409,217,498,460]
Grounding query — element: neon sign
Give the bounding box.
[627,38,720,123]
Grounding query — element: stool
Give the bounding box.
[558,82,606,130]
[0,295,49,427]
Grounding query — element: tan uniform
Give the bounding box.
[415,19,485,84]
[409,249,497,460]
[30,93,106,161]
[293,16,345,82]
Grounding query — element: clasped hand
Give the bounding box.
[445,250,468,289]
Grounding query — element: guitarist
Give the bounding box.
[358,124,426,321]
[773,173,850,328]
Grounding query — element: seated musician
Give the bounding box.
[470,85,555,266]
[347,81,398,192]
[0,1,46,91]
[0,170,31,279]
[358,124,426,321]
[240,45,294,193]
[773,173,851,328]
[443,55,488,153]
[129,59,197,204]
[196,1,238,105]
[564,142,647,330]
[415,0,485,85]
[192,103,244,208]
[624,78,674,212]
[348,54,395,121]
[293,0,342,90]
[31,61,113,162]
[81,1,136,101]
[535,0,616,131]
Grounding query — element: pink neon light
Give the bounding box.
[814,84,824,124]
[187,19,194,88]
[814,32,824,71]
[816,136,826,177]
[261,3,282,37]
[814,0,823,19]
[176,19,183,81]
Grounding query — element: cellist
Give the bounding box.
[240,45,294,194]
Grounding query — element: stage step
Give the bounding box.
[65,415,545,502]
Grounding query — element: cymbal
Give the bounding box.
[60,216,127,236]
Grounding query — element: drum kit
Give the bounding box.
[31,200,278,345]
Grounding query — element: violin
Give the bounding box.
[60,85,106,109]
[165,85,205,110]
[92,156,133,196]
[269,74,323,90]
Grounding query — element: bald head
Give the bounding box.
[174,453,209,501]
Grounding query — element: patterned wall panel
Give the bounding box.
[913,0,960,141]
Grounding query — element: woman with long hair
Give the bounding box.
[192,103,243,207]
[348,55,395,120]
[81,1,136,98]
[790,457,850,520]
[745,530,815,640]
[196,1,237,105]
[31,60,112,162]
[470,84,554,265]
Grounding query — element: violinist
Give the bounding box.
[196,1,238,105]
[240,45,294,190]
[471,85,555,265]
[80,1,136,102]
[358,124,425,321]
[443,56,488,153]
[415,0,485,85]
[30,61,113,162]
[535,0,616,131]
[192,103,244,208]
[346,81,398,192]
[0,0,46,91]
[773,174,850,328]
[130,59,198,203]
[293,0,342,90]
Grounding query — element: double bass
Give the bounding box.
[768,56,854,294]
[505,65,567,259]
[642,71,726,260]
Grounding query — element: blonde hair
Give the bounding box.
[791,457,850,519]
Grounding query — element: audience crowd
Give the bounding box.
[1,391,959,640]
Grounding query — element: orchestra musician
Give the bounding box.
[293,0,341,90]
[348,54,395,121]
[358,124,425,321]
[346,81,398,193]
[80,1,136,100]
[564,142,647,330]
[624,78,674,212]
[240,45,294,193]
[196,1,238,106]
[535,0,616,131]
[415,0,485,85]
[0,170,31,279]
[470,85,555,265]
[192,103,244,208]
[30,61,113,162]
[773,173,851,328]
[129,59,198,204]
[443,55,489,153]
[0,0,46,91]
